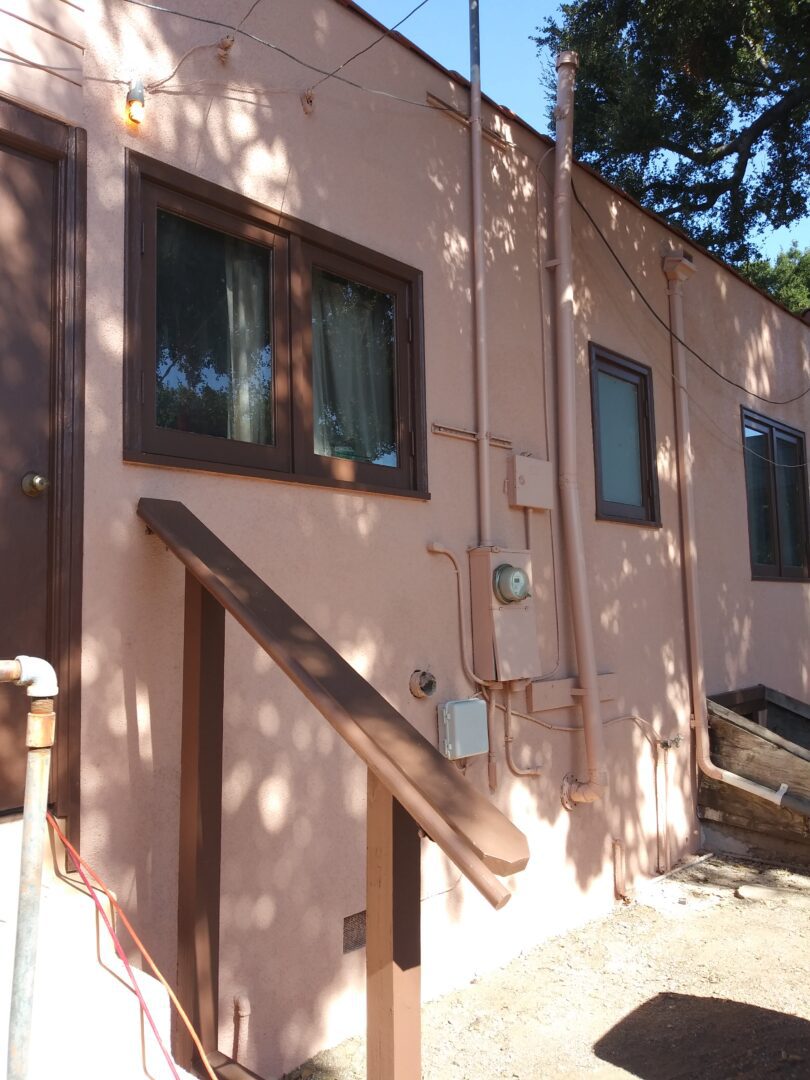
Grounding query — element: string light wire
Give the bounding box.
[121,0,448,110]
[310,0,432,90]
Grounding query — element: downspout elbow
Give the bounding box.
[562,770,608,808]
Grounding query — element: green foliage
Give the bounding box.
[535,1,810,262]
[741,243,810,313]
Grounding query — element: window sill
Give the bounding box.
[123,449,431,501]
[750,574,810,583]
[595,511,662,529]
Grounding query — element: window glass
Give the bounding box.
[311,268,398,467]
[156,210,273,444]
[596,370,643,507]
[743,424,777,567]
[775,434,808,571]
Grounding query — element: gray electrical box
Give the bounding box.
[438,698,489,760]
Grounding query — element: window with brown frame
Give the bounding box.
[741,408,810,580]
[125,152,427,497]
[589,344,660,526]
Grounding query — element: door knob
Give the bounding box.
[21,472,50,498]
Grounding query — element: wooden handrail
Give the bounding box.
[138,499,529,906]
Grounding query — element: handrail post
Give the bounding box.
[366,770,421,1080]
[176,571,225,1069]
[7,695,57,1080]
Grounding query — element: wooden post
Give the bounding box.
[366,769,422,1080]
[176,571,225,1067]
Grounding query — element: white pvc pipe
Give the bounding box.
[14,656,59,698]
[469,0,492,548]
[665,255,794,810]
[552,52,607,806]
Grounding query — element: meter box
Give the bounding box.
[438,698,489,760]
[469,546,542,683]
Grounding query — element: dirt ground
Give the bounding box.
[286,854,810,1079]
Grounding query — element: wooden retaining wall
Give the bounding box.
[699,700,810,868]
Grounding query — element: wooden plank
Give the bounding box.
[701,820,810,871]
[138,499,529,887]
[699,772,810,843]
[709,685,767,715]
[708,701,810,764]
[764,687,810,725]
[367,771,421,1080]
[526,672,617,713]
[176,572,225,1067]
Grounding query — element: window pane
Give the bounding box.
[596,369,643,507]
[775,434,808,571]
[312,268,398,467]
[743,425,776,566]
[156,210,273,444]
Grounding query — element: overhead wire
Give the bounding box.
[121,0,450,110]
[566,178,810,468]
[309,0,432,91]
[571,178,810,407]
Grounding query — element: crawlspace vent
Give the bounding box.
[343,910,366,953]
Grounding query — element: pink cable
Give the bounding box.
[61,833,181,1080]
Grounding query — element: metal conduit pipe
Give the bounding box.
[469,0,493,548]
[6,656,59,1080]
[503,686,543,779]
[552,52,607,807]
[426,543,488,689]
[664,255,801,813]
[495,700,672,872]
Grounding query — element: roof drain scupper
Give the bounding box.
[551,52,607,808]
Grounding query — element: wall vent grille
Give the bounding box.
[343,910,366,953]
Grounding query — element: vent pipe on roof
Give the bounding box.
[469,0,492,548]
[552,53,607,808]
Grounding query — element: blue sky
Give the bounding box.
[359,0,808,260]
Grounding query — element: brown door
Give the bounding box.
[0,142,57,813]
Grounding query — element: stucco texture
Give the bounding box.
[5,1,809,1077]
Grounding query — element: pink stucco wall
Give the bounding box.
[4,1,810,1076]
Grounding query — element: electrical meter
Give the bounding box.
[493,563,530,604]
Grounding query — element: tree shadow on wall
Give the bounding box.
[594,992,810,1078]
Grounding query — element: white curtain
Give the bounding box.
[311,270,397,466]
[225,237,269,444]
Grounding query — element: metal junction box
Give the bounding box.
[507,454,554,510]
[438,698,489,760]
[469,546,542,682]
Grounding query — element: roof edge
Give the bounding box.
[336,0,808,330]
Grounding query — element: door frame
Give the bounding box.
[0,96,86,840]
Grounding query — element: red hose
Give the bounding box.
[46,813,181,1080]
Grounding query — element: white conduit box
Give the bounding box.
[507,454,554,510]
[438,698,489,760]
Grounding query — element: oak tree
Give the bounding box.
[535,1,810,262]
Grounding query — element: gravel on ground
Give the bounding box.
[284,854,810,1079]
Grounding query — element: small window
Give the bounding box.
[589,345,660,525]
[125,153,427,497]
[741,409,809,580]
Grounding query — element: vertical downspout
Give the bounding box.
[553,53,607,807]
[469,0,492,548]
[665,253,795,809]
